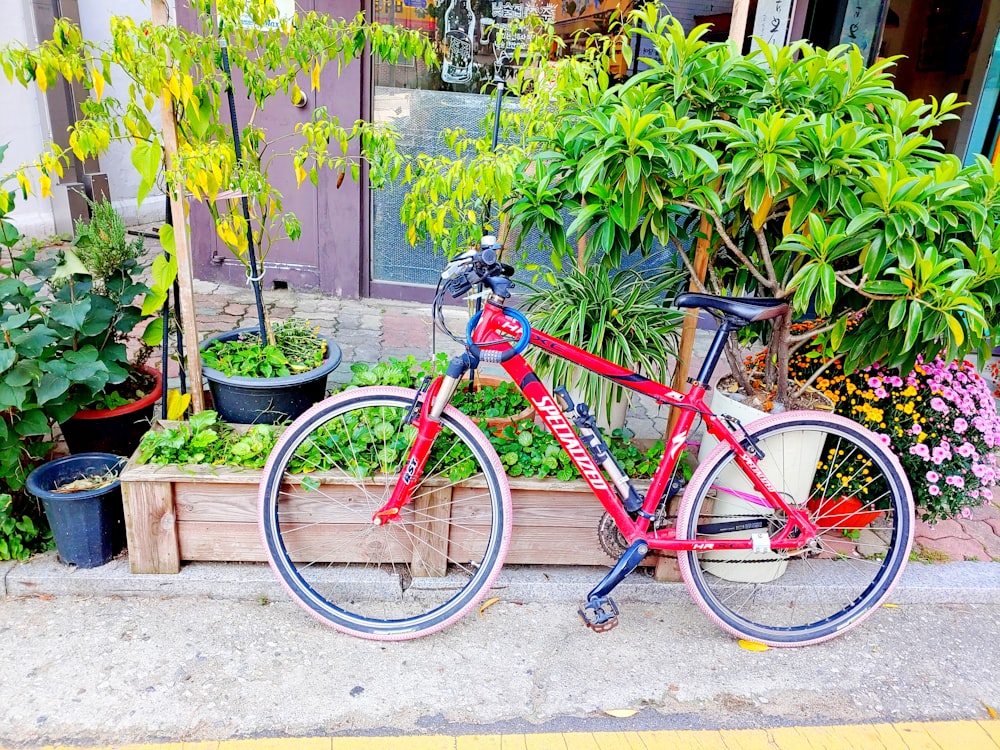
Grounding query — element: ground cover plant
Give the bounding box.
[201,318,328,378]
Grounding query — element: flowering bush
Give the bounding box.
[786,352,1000,522]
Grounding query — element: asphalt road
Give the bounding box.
[0,584,997,746]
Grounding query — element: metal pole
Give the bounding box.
[219,34,269,340]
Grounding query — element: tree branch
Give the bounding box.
[675,200,775,290]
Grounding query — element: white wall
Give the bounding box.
[1,0,166,240]
[1,1,56,238]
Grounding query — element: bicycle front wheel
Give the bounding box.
[677,411,913,647]
[259,386,512,640]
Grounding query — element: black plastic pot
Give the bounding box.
[200,328,342,424]
[59,365,164,457]
[26,453,127,568]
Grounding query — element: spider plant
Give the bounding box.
[521,250,686,425]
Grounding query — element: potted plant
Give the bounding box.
[199,317,341,424]
[505,6,1000,414]
[25,452,126,568]
[785,338,1000,524]
[1,169,157,559]
[56,199,164,454]
[520,249,686,429]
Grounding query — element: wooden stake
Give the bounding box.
[666,213,712,437]
[729,0,752,48]
[152,0,205,412]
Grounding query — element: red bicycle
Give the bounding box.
[259,241,914,646]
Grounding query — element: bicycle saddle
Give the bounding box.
[673,292,788,323]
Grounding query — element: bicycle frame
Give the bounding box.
[375,300,818,553]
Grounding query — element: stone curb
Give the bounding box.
[3,553,998,606]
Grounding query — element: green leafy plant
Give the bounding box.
[451,379,530,421]
[137,410,279,467]
[521,253,686,424]
[507,6,1000,407]
[0,493,53,561]
[202,318,328,378]
[344,354,448,389]
[0,151,152,556]
[488,422,666,481]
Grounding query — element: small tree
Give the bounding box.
[0,0,435,342]
[507,6,1000,404]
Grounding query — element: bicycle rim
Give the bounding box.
[259,387,512,640]
[677,411,913,647]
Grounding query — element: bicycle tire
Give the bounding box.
[259,386,512,640]
[676,411,913,647]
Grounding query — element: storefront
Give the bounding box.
[183,0,1000,299]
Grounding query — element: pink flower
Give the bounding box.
[957,442,976,458]
[945,475,965,488]
[961,507,972,518]
[931,445,951,463]
[926,471,940,482]
[928,485,941,496]
[953,418,968,434]
[874,388,888,399]
[910,444,930,459]
[910,423,923,436]
[868,376,882,388]
[930,397,949,413]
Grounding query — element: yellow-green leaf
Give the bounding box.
[91,67,105,100]
[166,390,191,421]
[738,639,770,652]
[477,596,500,617]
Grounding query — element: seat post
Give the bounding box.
[695,317,741,386]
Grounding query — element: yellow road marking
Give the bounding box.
[5,720,1000,750]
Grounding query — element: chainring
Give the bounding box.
[597,512,629,559]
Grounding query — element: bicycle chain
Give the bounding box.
[597,512,795,564]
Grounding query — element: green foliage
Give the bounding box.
[72,198,145,282]
[521,256,686,423]
[488,422,665,481]
[451,379,529,421]
[506,5,1000,405]
[137,410,279,467]
[0,151,151,557]
[201,318,328,378]
[0,493,53,561]
[344,354,448,389]
[395,15,627,257]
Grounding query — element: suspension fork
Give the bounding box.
[371,362,469,525]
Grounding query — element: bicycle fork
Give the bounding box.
[371,365,468,525]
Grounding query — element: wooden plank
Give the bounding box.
[121,481,181,573]
[410,486,451,577]
[150,0,205,412]
[177,521,412,563]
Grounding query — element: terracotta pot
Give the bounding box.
[467,373,535,433]
[59,365,164,457]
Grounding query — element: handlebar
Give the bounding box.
[440,241,515,300]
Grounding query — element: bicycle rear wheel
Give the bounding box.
[677,411,913,647]
[259,386,512,640]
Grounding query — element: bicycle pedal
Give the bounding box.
[578,596,619,633]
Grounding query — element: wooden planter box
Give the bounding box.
[120,458,630,575]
